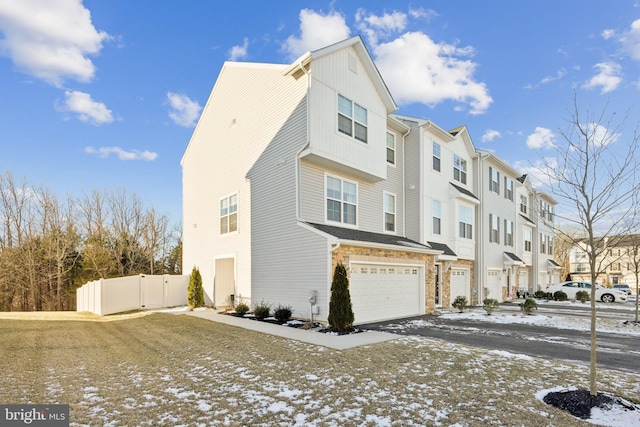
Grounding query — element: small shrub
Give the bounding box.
[553,290,568,301]
[545,292,554,300]
[520,298,538,315]
[534,290,546,299]
[187,266,205,309]
[575,290,590,303]
[452,296,468,313]
[234,302,250,316]
[274,304,293,322]
[483,298,500,315]
[252,301,271,320]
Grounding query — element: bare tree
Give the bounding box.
[541,97,640,396]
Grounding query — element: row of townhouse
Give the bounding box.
[569,236,640,289]
[181,36,560,325]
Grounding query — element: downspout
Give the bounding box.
[476,151,489,303]
[402,125,411,238]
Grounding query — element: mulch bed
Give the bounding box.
[543,388,637,420]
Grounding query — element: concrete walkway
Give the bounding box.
[174,308,400,350]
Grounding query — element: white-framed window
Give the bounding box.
[458,205,473,239]
[386,132,395,165]
[454,154,467,184]
[338,94,367,143]
[540,232,546,253]
[504,219,513,246]
[490,167,500,194]
[524,228,532,252]
[505,178,514,201]
[548,235,553,255]
[384,192,396,232]
[220,193,238,235]
[520,195,528,214]
[490,213,500,243]
[433,141,441,172]
[326,175,357,225]
[433,199,441,235]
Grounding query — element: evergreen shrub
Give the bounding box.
[452,295,468,313]
[187,266,205,309]
[327,262,355,330]
[483,298,500,315]
[575,290,590,303]
[554,290,568,301]
[274,304,293,322]
[234,302,250,316]
[520,298,538,315]
[252,301,271,320]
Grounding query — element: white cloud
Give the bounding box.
[282,9,350,60]
[85,146,157,161]
[228,38,249,61]
[356,9,407,46]
[602,29,616,40]
[372,31,492,115]
[526,127,556,149]
[0,0,110,86]
[619,18,640,61]
[482,129,501,143]
[166,92,201,128]
[56,90,113,125]
[582,122,620,147]
[582,62,622,93]
[408,7,438,20]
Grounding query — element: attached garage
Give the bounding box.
[450,268,470,302]
[349,263,424,325]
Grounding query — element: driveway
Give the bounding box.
[359,303,640,374]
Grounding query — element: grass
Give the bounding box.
[1,312,639,426]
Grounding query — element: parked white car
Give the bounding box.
[546,281,627,303]
[612,284,632,296]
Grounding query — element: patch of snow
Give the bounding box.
[488,350,534,361]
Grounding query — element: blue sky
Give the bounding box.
[1,1,640,225]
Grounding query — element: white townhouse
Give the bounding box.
[475,152,560,301]
[396,115,480,306]
[182,36,441,325]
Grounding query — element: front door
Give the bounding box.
[214,258,235,308]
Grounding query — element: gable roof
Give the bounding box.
[304,222,441,255]
[284,36,397,113]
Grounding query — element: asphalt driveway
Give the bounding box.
[359,306,640,374]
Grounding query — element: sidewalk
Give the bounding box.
[175,308,400,350]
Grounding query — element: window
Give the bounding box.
[504,219,513,246]
[576,264,588,272]
[326,175,357,225]
[433,142,441,172]
[520,195,528,214]
[384,193,395,232]
[524,228,532,252]
[490,214,500,243]
[489,167,500,194]
[548,236,553,255]
[458,205,473,239]
[504,178,514,201]
[386,132,395,165]
[433,199,441,235]
[338,94,367,143]
[454,154,467,184]
[540,232,546,254]
[220,194,238,234]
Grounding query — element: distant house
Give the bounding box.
[182,36,441,324]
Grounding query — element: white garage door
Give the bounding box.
[486,270,502,301]
[450,269,470,302]
[350,264,423,324]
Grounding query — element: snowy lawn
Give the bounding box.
[1,312,638,426]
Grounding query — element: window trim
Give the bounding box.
[433,141,441,172]
[504,177,514,201]
[383,191,396,233]
[524,227,532,252]
[386,131,396,166]
[490,213,500,243]
[219,192,239,235]
[337,94,368,144]
[453,154,467,185]
[490,167,500,194]
[458,204,473,239]
[325,173,358,227]
[433,199,442,235]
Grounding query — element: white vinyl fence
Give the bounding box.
[76,274,190,315]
